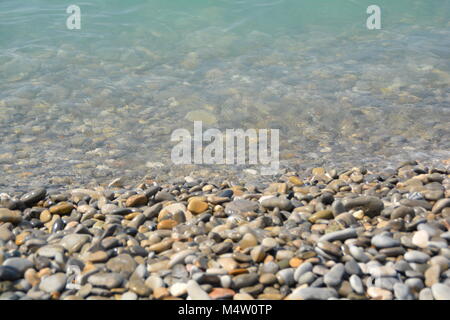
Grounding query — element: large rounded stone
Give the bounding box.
[3,258,33,275]
[431,283,450,300]
[39,273,67,293]
[342,196,384,218]
[88,273,125,289]
[287,287,338,300]
[106,254,137,276]
[0,209,22,224]
[20,188,46,207]
[60,234,91,253]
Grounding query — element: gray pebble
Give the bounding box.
[289,287,338,300]
[371,234,400,248]
[324,263,345,287]
[39,273,67,293]
[349,274,364,295]
[319,228,357,242]
[431,283,450,300]
[294,262,313,281]
[404,250,430,264]
[2,257,33,275]
[393,283,413,300]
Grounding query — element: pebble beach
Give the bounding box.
[1,160,450,300]
[1,0,450,302]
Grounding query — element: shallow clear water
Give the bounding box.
[0,0,449,190]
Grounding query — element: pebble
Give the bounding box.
[297,272,317,286]
[391,206,414,219]
[287,287,338,300]
[121,292,138,300]
[317,241,342,258]
[432,199,450,214]
[233,293,254,300]
[425,265,441,287]
[261,237,278,249]
[224,200,259,215]
[153,287,169,299]
[126,194,148,207]
[169,250,195,268]
[250,246,266,263]
[187,199,209,214]
[342,196,384,218]
[170,282,188,297]
[0,225,14,242]
[3,258,33,275]
[157,219,178,230]
[294,262,313,281]
[107,254,137,275]
[186,280,211,300]
[259,273,277,285]
[371,234,400,248]
[349,275,364,295]
[0,209,22,224]
[0,266,21,281]
[49,202,74,215]
[20,188,46,206]
[209,288,234,300]
[419,288,434,300]
[345,259,362,275]
[318,228,357,242]
[349,246,370,263]
[412,230,429,248]
[232,273,258,289]
[212,242,233,254]
[309,210,333,223]
[145,276,164,291]
[39,273,67,293]
[260,196,293,211]
[405,278,425,291]
[431,283,450,300]
[324,263,345,287]
[88,273,125,289]
[404,250,430,264]
[367,287,393,300]
[369,265,397,278]
[240,233,258,249]
[128,278,151,296]
[276,268,295,286]
[393,283,413,300]
[86,251,109,263]
[24,269,40,286]
[60,234,91,253]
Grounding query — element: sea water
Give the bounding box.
[0,0,449,189]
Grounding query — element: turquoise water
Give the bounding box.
[0,1,449,189]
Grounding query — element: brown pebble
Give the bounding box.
[228,268,249,276]
[49,202,74,215]
[15,232,30,246]
[24,269,40,287]
[86,251,109,263]
[153,287,170,299]
[40,210,52,223]
[126,194,148,207]
[209,288,235,300]
[157,219,178,230]
[38,268,52,278]
[187,199,209,214]
[289,257,303,268]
